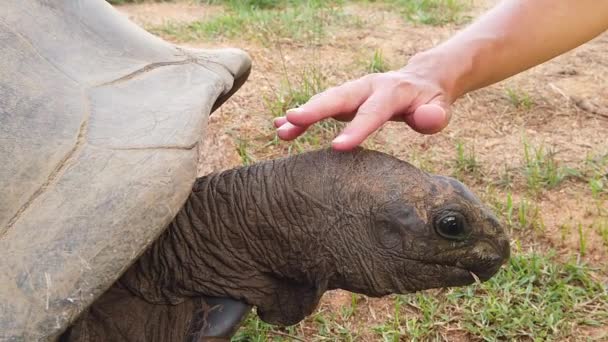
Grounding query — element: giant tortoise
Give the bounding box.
[0,1,510,341]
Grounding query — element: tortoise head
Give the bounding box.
[305,149,511,297]
[249,149,510,325]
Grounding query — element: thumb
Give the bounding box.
[404,99,451,134]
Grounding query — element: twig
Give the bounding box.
[269,330,306,342]
[572,96,608,119]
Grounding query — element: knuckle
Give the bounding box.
[371,72,414,92]
[391,75,415,91]
[327,83,360,105]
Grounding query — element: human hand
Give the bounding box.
[273,67,452,151]
[274,0,608,152]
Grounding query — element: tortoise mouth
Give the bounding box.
[440,265,481,287]
[457,239,511,282]
[391,264,490,294]
[334,262,502,299]
[410,263,503,291]
[464,261,504,282]
[418,246,508,287]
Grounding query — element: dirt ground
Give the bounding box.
[117,1,608,340]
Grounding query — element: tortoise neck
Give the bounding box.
[119,153,332,308]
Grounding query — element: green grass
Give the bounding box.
[372,296,405,341]
[495,164,514,189]
[106,0,153,4]
[506,87,535,110]
[499,193,545,233]
[339,293,360,320]
[373,293,446,341]
[515,197,545,232]
[154,16,245,42]
[234,307,363,341]
[207,0,297,10]
[233,253,608,341]
[450,252,608,340]
[383,253,607,341]
[313,311,360,341]
[590,177,606,199]
[389,0,471,26]
[452,141,482,181]
[578,223,587,257]
[353,0,470,26]
[367,49,391,73]
[522,141,579,195]
[597,219,608,248]
[232,313,302,341]
[147,0,350,45]
[236,138,256,166]
[266,67,326,119]
[582,152,608,199]
[483,189,545,236]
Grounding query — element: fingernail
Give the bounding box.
[277,122,297,132]
[286,108,302,114]
[332,134,348,144]
[438,107,448,121]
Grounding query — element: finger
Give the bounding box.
[404,101,450,134]
[276,122,308,141]
[331,92,397,151]
[273,116,288,128]
[285,79,372,127]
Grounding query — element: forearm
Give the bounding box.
[408,0,608,101]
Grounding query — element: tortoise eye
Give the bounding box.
[435,213,468,240]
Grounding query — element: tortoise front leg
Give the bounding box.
[60,283,251,342]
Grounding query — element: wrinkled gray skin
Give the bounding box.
[67,148,509,340]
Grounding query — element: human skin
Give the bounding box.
[273,0,608,151]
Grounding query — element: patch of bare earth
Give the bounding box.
[117,1,223,27]
[117,1,608,340]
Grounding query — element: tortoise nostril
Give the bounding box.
[474,242,501,260]
[481,238,511,264]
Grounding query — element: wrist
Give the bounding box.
[405,48,473,104]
